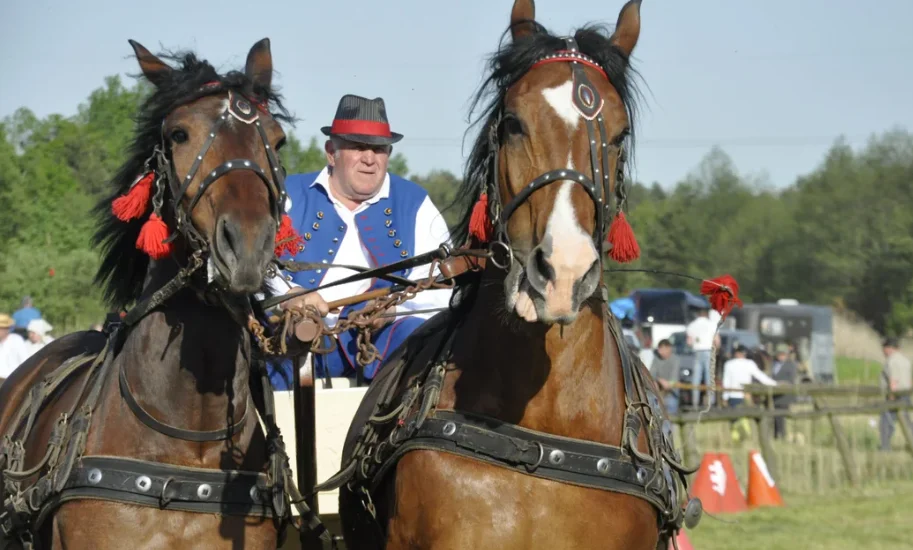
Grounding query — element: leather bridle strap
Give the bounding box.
[118,358,250,442]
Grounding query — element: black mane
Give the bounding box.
[92,49,293,309]
[448,20,644,249]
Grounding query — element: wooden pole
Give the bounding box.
[294,353,321,549]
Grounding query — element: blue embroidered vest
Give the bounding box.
[276,170,430,379]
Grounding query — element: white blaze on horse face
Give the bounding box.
[538,80,598,318]
[541,80,580,131]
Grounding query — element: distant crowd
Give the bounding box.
[0,296,63,381]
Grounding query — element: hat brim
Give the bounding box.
[321,126,403,146]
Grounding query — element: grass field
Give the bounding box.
[687,481,913,550]
[836,356,885,385]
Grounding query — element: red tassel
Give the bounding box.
[274,214,304,257]
[112,173,155,222]
[700,274,743,320]
[606,211,640,263]
[136,213,173,260]
[468,193,493,243]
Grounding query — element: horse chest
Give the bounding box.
[388,450,658,550]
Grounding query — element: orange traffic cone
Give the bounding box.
[746,450,784,509]
[668,530,694,550]
[689,452,747,514]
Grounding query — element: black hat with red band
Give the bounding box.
[321,94,403,146]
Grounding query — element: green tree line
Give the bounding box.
[1,77,911,337]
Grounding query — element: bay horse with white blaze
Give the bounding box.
[0,39,325,549]
[330,1,702,549]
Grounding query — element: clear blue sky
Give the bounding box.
[3,0,912,189]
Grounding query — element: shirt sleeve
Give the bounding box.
[395,195,454,320]
[750,363,778,386]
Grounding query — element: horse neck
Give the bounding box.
[444,269,628,444]
[118,262,252,439]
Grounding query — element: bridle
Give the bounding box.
[152,82,288,256]
[121,82,289,328]
[483,37,629,269]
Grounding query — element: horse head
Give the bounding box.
[458,0,643,325]
[94,38,293,310]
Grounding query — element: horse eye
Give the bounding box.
[275,137,286,151]
[169,128,189,144]
[499,114,524,141]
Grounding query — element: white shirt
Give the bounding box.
[721,357,777,400]
[685,316,717,351]
[267,167,454,327]
[0,333,30,378]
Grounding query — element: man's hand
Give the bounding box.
[281,288,330,317]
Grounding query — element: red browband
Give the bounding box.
[530,50,608,80]
[330,119,392,138]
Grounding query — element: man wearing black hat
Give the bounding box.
[266,94,453,387]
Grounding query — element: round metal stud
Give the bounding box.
[636,467,648,484]
[197,484,213,499]
[226,162,233,168]
[559,171,567,178]
[211,171,217,177]
[197,155,202,160]
[548,450,565,465]
[265,145,270,149]
[596,458,610,474]
[442,422,457,436]
[135,475,152,492]
[87,469,103,485]
[210,133,215,138]
[244,160,251,167]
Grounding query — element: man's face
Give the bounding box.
[0,327,9,341]
[776,352,787,363]
[884,345,895,357]
[657,344,672,360]
[326,138,391,201]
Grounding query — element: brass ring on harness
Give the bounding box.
[524,441,545,473]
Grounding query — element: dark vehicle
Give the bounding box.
[725,300,835,383]
[628,288,710,350]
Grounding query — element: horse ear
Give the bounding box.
[128,40,172,87]
[609,0,642,58]
[510,0,537,41]
[245,38,273,91]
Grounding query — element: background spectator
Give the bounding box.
[0,312,30,380]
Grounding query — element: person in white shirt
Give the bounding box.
[721,345,778,407]
[24,318,55,358]
[265,95,453,388]
[0,313,31,382]
[685,306,721,408]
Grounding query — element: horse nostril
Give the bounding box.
[220,219,236,255]
[534,247,556,283]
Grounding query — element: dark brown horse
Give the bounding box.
[0,39,305,549]
[334,1,698,549]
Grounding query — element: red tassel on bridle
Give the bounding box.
[136,213,173,260]
[468,192,493,244]
[274,214,304,257]
[700,274,743,320]
[112,172,155,222]
[606,211,640,263]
